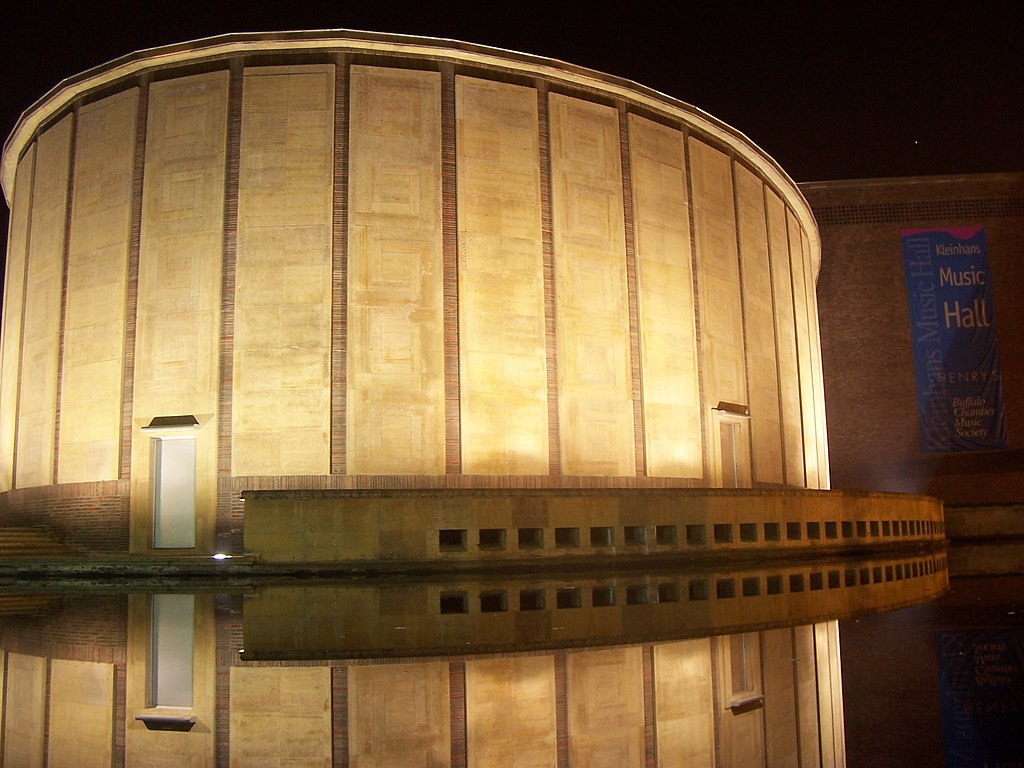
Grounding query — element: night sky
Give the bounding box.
[1,2,1021,251]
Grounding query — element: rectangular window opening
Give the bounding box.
[686,524,706,545]
[478,528,506,550]
[590,526,614,548]
[739,523,758,543]
[518,527,544,549]
[655,525,678,545]
[439,529,468,551]
[624,526,647,546]
[555,527,580,548]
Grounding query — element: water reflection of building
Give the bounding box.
[0,31,944,767]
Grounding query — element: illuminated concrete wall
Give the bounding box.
[0,32,824,553]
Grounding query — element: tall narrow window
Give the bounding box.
[712,404,751,488]
[150,593,195,708]
[152,436,197,548]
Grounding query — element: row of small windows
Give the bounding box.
[438,519,944,551]
[438,556,946,614]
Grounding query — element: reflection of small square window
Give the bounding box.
[592,586,616,607]
[844,569,856,587]
[480,592,508,612]
[859,567,871,585]
[519,590,545,611]
[688,580,709,601]
[766,575,783,594]
[626,585,649,605]
[742,577,760,596]
[658,583,679,603]
[440,592,469,614]
[872,566,883,583]
[556,588,581,609]
[810,572,824,590]
[789,574,805,592]
[716,579,736,598]
[827,571,840,589]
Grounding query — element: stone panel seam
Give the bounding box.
[331,56,350,475]
[442,64,462,474]
[120,80,147,480]
[538,82,562,476]
[619,105,647,477]
[53,107,78,485]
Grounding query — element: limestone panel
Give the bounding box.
[654,639,715,767]
[233,65,334,476]
[230,666,331,768]
[0,145,34,491]
[125,594,216,767]
[690,138,747,413]
[736,165,784,485]
[47,659,115,768]
[3,653,46,768]
[465,655,556,768]
[347,66,444,475]
[765,190,805,487]
[16,116,72,489]
[788,210,821,489]
[567,646,644,768]
[628,114,702,478]
[455,76,548,475]
[549,93,634,476]
[804,228,831,489]
[761,628,799,768]
[348,661,450,767]
[132,70,227,551]
[58,89,137,484]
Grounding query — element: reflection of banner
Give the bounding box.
[902,227,1007,452]
[936,629,1024,767]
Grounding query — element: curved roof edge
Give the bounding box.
[1,29,819,267]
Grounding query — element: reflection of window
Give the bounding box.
[152,437,196,549]
[730,633,753,695]
[150,594,194,708]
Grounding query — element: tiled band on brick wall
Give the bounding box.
[814,197,1024,226]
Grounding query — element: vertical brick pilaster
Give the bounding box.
[442,64,462,475]
[449,660,467,768]
[538,84,562,476]
[331,56,350,476]
[54,107,78,484]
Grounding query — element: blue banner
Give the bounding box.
[902,227,1007,452]
[937,629,1024,767]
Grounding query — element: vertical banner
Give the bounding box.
[902,227,1007,452]
[936,629,1024,767]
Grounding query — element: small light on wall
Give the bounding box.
[212,553,231,560]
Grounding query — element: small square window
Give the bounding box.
[714,524,733,543]
[655,525,677,545]
[786,522,802,540]
[590,526,614,547]
[686,525,706,545]
[825,521,838,539]
[870,521,880,537]
[806,522,821,540]
[624,526,647,546]
[740,523,758,542]
[841,521,853,538]
[763,522,781,541]
[439,529,467,551]
[479,528,506,550]
[555,527,580,548]
[518,528,544,549]
[856,521,868,538]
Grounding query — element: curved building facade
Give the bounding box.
[2,31,827,555]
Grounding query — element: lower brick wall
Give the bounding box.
[0,481,130,553]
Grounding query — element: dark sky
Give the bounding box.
[1,2,1021,242]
